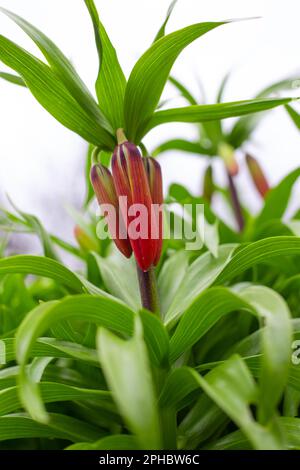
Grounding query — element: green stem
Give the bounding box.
[136,264,160,315]
[116,128,127,144]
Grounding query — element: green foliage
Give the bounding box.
[0,0,300,452]
[0,5,295,148]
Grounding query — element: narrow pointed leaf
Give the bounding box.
[84,0,126,129]
[6,199,59,260]
[215,236,300,285]
[0,413,103,443]
[124,21,226,141]
[0,382,114,417]
[0,36,115,148]
[164,244,237,326]
[169,76,197,105]
[92,251,141,310]
[0,6,111,133]
[285,104,300,131]
[254,168,300,231]
[67,435,139,450]
[15,296,135,422]
[160,357,283,449]
[153,138,214,157]
[229,77,300,147]
[0,70,26,86]
[0,255,83,292]
[216,71,230,103]
[158,250,190,316]
[145,97,295,137]
[97,317,162,449]
[153,0,178,42]
[210,418,300,450]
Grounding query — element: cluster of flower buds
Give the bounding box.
[245,154,270,198]
[91,130,163,272]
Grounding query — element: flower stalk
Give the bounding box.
[136,263,160,315]
[218,142,244,231]
[227,171,245,232]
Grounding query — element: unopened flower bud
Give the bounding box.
[245,154,270,198]
[90,163,132,258]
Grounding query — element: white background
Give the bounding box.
[0,0,300,246]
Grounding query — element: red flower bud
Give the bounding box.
[90,163,132,258]
[143,157,163,266]
[245,154,270,198]
[112,137,163,272]
[91,130,164,272]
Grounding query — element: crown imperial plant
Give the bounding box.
[0,0,300,453]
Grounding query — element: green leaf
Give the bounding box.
[203,218,219,258]
[169,287,250,362]
[84,0,126,129]
[0,413,103,443]
[153,1,178,42]
[228,77,300,148]
[158,250,190,316]
[216,71,230,103]
[0,6,112,134]
[215,236,300,285]
[164,244,237,327]
[0,255,83,292]
[84,143,96,207]
[254,168,300,231]
[0,35,114,148]
[160,357,283,449]
[228,318,300,358]
[6,198,59,260]
[237,286,292,423]
[1,337,99,369]
[0,382,114,418]
[0,70,26,86]
[92,251,141,310]
[15,296,134,366]
[15,296,134,422]
[168,182,240,244]
[169,76,197,105]
[285,104,300,131]
[200,354,300,398]
[67,434,139,450]
[210,418,300,450]
[170,284,292,422]
[178,393,228,449]
[153,138,214,157]
[124,21,226,142]
[97,316,162,449]
[140,310,170,368]
[145,97,295,137]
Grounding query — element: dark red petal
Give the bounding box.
[91,164,132,258]
[143,157,163,266]
[112,142,158,271]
